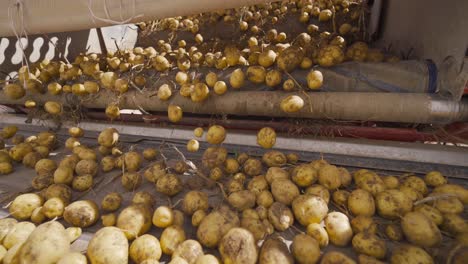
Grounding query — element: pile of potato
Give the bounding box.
[0,123,467,264]
[1,0,401,126]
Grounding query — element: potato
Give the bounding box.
[268,202,294,231]
[59,154,80,168]
[306,70,323,90]
[228,190,256,211]
[385,224,403,241]
[351,216,377,234]
[424,171,446,187]
[172,210,185,227]
[382,176,400,189]
[0,218,17,242]
[97,128,119,147]
[172,239,204,264]
[130,234,162,263]
[243,158,263,176]
[441,213,467,234]
[247,66,266,84]
[145,162,167,183]
[72,174,93,191]
[168,105,184,123]
[325,212,353,246]
[292,194,328,226]
[280,95,304,113]
[218,228,257,264]
[402,176,428,195]
[263,168,287,184]
[63,200,99,227]
[121,172,142,191]
[433,184,468,204]
[277,46,303,72]
[3,242,23,264]
[206,125,226,145]
[258,237,293,264]
[192,210,207,227]
[66,226,82,243]
[348,189,375,216]
[357,172,386,195]
[265,69,282,87]
[160,225,186,255]
[306,223,329,248]
[3,83,25,99]
[390,244,433,264]
[100,156,115,172]
[291,164,317,187]
[44,101,62,115]
[100,192,122,212]
[255,191,273,208]
[318,165,341,190]
[183,191,209,215]
[357,254,385,264]
[305,184,330,204]
[9,143,33,162]
[31,173,53,190]
[190,82,210,102]
[132,191,155,207]
[257,127,276,149]
[224,158,239,174]
[171,256,189,264]
[57,252,87,264]
[87,227,128,264]
[193,127,204,138]
[241,209,267,241]
[124,151,143,172]
[399,186,422,202]
[262,151,286,167]
[197,206,240,248]
[202,147,228,169]
[333,190,350,206]
[0,162,12,175]
[34,159,57,176]
[101,213,116,226]
[0,152,10,163]
[229,69,245,89]
[351,232,386,259]
[247,175,268,195]
[271,179,299,205]
[68,127,84,138]
[53,166,74,185]
[3,221,35,249]
[117,204,152,240]
[401,211,441,247]
[291,233,321,264]
[152,206,174,228]
[414,204,443,225]
[431,195,463,214]
[258,49,276,67]
[75,159,97,176]
[375,189,413,219]
[42,197,65,218]
[18,221,69,263]
[320,251,356,264]
[11,134,24,145]
[156,173,182,196]
[9,193,43,220]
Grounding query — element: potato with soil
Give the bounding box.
[306,223,329,248]
[318,165,342,190]
[291,164,317,187]
[42,197,65,218]
[351,216,377,234]
[130,234,162,263]
[348,189,375,217]
[257,127,276,149]
[414,204,443,225]
[265,167,289,184]
[9,143,34,162]
[259,237,293,264]
[98,127,119,147]
[271,179,300,205]
[243,158,263,176]
[402,176,428,195]
[292,194,328,226]
[375,189,413,219]
[228,190,256,211]
[172,239,204,264]
[424,171,447,187]
[320,251,356,264]
[9,193,43,220]
[117,204,152,240]
[87,226,129,264]
[277,46,304,72]
[356,172,386,195]
[305,184,330,204]
[219,228,258,264]
[75,159,98,176]
[124,151,143,172]
[333,190,350,207]
[247,176,269,195]
[383,176,400,189]
[183,191,209,215]
[268,202,294,231]
[122,172,142,191]
[325,212,353,246]
[101,192,122,212]
[19,221,70,264]
[63,200,100,227]
[202,147,228,169]
[156,173,183,196]
[241,209,267,241]
[45,183,72,203]
[206,125,226,145]
[385,224,403,241]
[160,225,186,255]
[291,233,321,264]
[197,206,240,248]
[53,166,74,185]
[390,244,433,264]
[352,232,387,259]
[280,95,304,113]
[442,213,467,234]
[401,211,442,247]
[262,151,287,167]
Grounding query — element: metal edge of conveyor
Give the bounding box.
[1,113,467,178]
